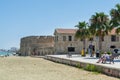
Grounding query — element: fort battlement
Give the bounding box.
[20,36,54,56]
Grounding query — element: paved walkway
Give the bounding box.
[48,54,120,70]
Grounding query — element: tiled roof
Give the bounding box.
[55,28,119,35]
[55,28,77,34]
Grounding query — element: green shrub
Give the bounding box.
[84,64,97,72]
[107,51,112,55]
[84,64,90,71]
[91,64,97,71]
[77,63,102,73]
[77,63,81,68]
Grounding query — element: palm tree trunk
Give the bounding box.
[99,36,102,54]
[83,38,86,56]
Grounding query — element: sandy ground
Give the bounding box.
[0,56,119,80]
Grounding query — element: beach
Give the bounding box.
[0,56,119,80]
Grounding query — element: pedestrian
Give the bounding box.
[96,52,109,63]
[89,44,93,57]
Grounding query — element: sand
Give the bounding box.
[0,56,119,80]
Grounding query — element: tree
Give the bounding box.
[75,21,90,55]
[110,3,120,34]
[89,12,110,52]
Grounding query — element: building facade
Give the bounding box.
[20,28,120,56]
[20,36,54,56]
[54,29,82,54]
[54,28,120,54]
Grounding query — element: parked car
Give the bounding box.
[113,48,120,54]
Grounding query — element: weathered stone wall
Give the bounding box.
[54,33,83,54]
[20,36,54,56]
[54,31,120,54]
[45,55,120,78]
[20,29,120,56]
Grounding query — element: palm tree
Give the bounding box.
[110,3,120,34]
[75,21,90,55]
[89,12,110,53]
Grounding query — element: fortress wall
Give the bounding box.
[20,36,54,56]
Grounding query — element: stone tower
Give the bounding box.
[20,36,54,56]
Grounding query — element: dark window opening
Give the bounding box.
[111,35,116,42]
[110,45,116,48]
[89,38,94,41]
[68,47,75,52]
[68,36,72,41]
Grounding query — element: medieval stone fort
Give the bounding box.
[20,28,120,56]
[20,36,54,56]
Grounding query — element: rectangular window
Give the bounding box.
[55,36,58,42]
[57,36,58,41]
[63,36,66,41]
[111,35,116,42]
[89,38,94,41]
[68,36,72,41]
[68,47,75,52]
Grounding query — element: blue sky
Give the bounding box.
[0,0,119,49]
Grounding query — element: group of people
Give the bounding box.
[80,43,118,64]
[96,52,114,64]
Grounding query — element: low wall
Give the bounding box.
[44,55,120,78]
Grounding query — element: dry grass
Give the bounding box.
[0,56,119,80]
